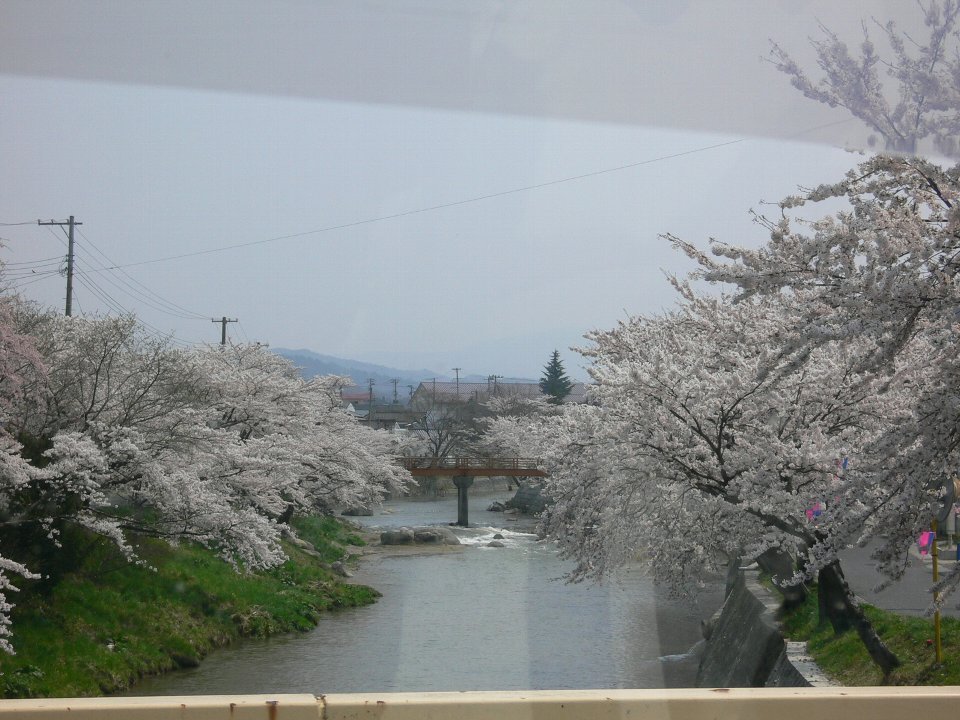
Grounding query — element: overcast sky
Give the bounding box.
[0,1,924,379]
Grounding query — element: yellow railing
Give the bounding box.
[6,688,960,719]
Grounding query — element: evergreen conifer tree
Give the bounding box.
[539,349,573,404]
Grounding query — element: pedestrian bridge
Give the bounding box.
[7,688,960,718]
[398,456,548,477]
[398,457,547,526]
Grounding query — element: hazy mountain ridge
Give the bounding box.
[272,348,442,389]
[272,348,535,391]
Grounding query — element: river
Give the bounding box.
[128,491,721,695]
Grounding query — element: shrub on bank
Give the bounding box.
[0,517,378,698]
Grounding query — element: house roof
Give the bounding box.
[412,381,589,404]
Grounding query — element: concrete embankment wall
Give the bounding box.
[697,567,831,688]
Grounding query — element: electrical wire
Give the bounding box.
[77,279,192,348]
[5,270,62,289]
[28,118,860,277]
[4,255,64,267]
[28,224,195,347]
[5,263,64,277]
[237,321,251,345]
[83,137,757,271]
[73,253,205,321]
[76,229,209,320]
[43,226,68,249]
[72,267,192,348]
[7,116,858,350]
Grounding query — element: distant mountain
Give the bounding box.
[272,348,446,401]
[272,348,538,405]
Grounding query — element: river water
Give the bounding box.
[129,492,720,695]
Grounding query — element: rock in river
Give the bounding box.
[380,526,461,546]
[380,528,415,545]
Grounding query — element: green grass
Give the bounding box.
[289,514,367,563]
[780,584,960,685]
[0,516,379,698]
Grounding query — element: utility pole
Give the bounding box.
[367,378,376,410]
[38,216,82,316]
[390,378,399,404]
[211,316,238,345]
[452,367,461,397]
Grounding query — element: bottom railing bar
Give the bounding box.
[5,688,960,719]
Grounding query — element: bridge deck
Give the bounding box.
[399,457,547,477]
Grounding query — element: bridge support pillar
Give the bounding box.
[453,475,474,526]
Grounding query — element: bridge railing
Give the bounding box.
[398,456,543,472]
[6,688,960,719]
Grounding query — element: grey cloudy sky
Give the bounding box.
[0,1,920,379]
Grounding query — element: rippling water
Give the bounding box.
[128,492,720,695]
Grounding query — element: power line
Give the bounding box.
[5,262,64,277]
[74,252,205,321]
[76,229,209,320]
[42,226,68,249]
[5,265,62,277]
[72,256,197,320]
[73,268,128,315]
[5,270,62,290]
[28,225,193,347]
[22,118,859,278]
[237,320,251,344]
[72,266,192,348]
[88,137,754,271]
[27,225,207,332]
[4,255,63,267]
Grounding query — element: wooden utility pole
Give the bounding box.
[211,316,238,345]
[38,216,81,316]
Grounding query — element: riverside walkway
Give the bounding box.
[842,540,960,617]
[398,457,547,526]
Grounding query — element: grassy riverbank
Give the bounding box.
[0,517,378,698]
[780,585,960,685]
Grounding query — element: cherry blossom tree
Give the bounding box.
[671,153,960,610]
[194,343,410,523]
[474,394,561,458]
[5,312,220,569]
[770,0,960,156]
[0,293,45,653]
[0,308,411,652]
[533,288,906,672]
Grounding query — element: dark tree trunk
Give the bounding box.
[756,547,807,609]
[817,561,900,676]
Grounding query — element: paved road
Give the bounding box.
[840,540,960,617]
